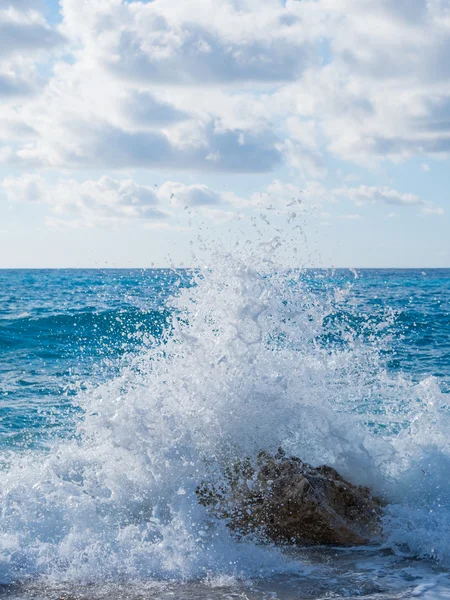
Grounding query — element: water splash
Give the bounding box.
[0,244,449,587]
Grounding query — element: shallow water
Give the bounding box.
[1,260,450,597]
[2,548,449,599]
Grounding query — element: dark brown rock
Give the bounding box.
[197,449,383,546]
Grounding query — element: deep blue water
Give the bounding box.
[1,268,449,450]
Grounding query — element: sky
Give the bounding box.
[0,0,449,268]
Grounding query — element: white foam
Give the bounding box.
[0,247,449,585]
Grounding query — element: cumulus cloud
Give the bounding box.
[109,25,311,85]
[1,0,450,199]
[0,174,237,227]
[0,6,65,108]
[328,183,446,216]
[72,0,450,167]
[245,179,315,210]
[0,12,65,58]
[1,172,443,231]
[158,181,226,207]
[253,0,450,164]
[123,91,189,127]
[0,0,309,172]
[12,118,282,172]
[1,175,167,226]
[61,0,316,86]
[243,179,439,216]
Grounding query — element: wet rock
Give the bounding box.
[197,449,383,546]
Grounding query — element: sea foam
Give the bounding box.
[0,246,449,585]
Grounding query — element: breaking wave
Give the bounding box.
[1,243,449,587]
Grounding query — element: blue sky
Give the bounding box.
[0,0,449,268]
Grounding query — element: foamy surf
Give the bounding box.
[1,248,450,597]
[0,549,448,599]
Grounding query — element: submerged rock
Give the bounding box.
[197,449,383,546]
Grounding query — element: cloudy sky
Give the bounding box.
[0,0,449,268]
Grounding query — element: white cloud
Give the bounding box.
[0,10,65,58]
[1,172,443,231]
[264,0,450,163]
[158,181,225,207]
[122,91,189,127]
[1,174,166,225]
[65,0,450,168]
[60,0,315,86]
[0,174,237,227]
[245,180,435,215]
[1,0,450,201]
[0,51,283,172]
[250,179,337,213]
[0,7,65,104]
[0,0,323,173]
[11,118,282,172]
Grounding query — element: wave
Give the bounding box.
[0,249,449,585]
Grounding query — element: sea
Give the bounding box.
[1,255,450,599]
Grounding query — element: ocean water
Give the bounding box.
[1,257,450,599]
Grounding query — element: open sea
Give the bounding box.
[1,261,450,599]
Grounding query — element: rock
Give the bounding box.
[197,449,383,546]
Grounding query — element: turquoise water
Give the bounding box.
[1,268,449,447]
[1,265,450,598]
[0,269,188,448]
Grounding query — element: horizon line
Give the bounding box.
[0,266,449,271]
